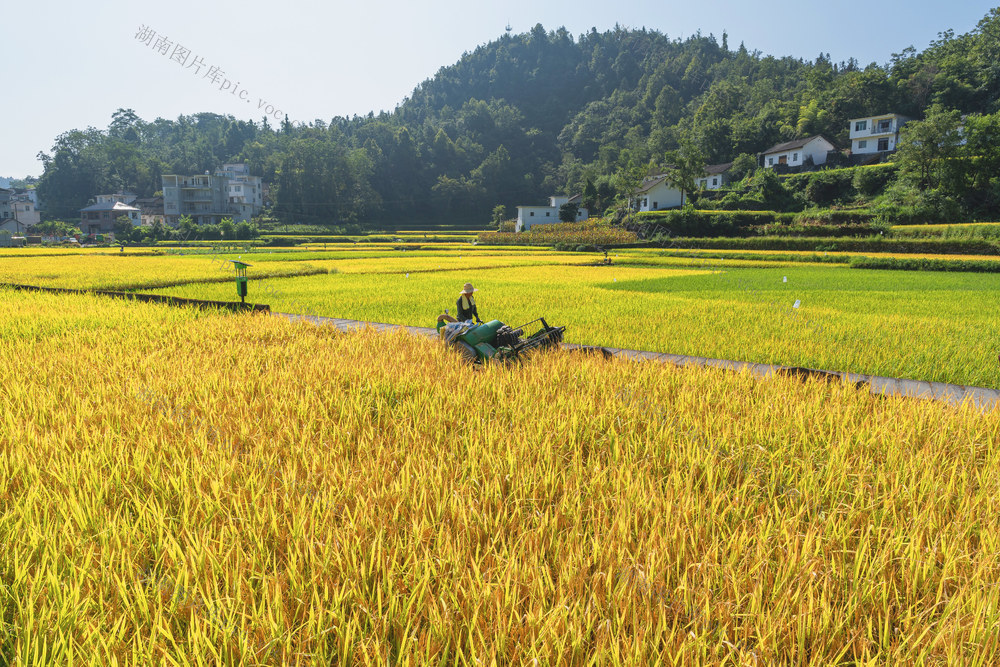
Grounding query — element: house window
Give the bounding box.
[877,120,892,132]
[877,138,889,151]
[712,178,718,186]
[768,157,774,166]
[855,120,868,131]
[545,212,550,216]
[529,211,534,216]
[653,202,658,209]
[858,140,867,149]
[792,153,799,162]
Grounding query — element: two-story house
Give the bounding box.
[9,190,41,227]
[849,113,910,154]
[79,200,141,235]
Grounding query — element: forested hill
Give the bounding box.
[36,8,1000,226]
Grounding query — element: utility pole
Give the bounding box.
[12,197,21,236]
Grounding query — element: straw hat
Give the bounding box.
[460,283,478,295]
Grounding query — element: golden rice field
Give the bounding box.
[152,260,1000,389]
[3,244,1000,389]
[2,289,999,665]
[620,247,1000,263]
[0,253,329,290]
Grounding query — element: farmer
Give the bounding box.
[456,283,482,323]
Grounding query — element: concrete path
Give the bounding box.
[272,312,1000,411]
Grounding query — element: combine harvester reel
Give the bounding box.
[436,316,610,364]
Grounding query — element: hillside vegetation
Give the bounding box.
[35,9,1000,226]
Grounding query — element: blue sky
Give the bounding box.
[3,0,997,178]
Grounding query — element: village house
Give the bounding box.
[162,163,263,226]
[516,194,588,232]
[634,174,685,211]
[761,135,835,169]
[9,190,41,227]
[849,113,910,154]
[695,163,733,190]
[133,196,165,227]
[79,200,141,236]
[0,189,12,230]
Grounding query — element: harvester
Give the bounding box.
[436,317,566,364]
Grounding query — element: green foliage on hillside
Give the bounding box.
[35,8,1000,225]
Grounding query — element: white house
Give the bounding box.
[95,192,138,205]
[849,113,910,154]
[9,191,40,227]
[695,162,733,190]
[761,135,835,169]
[634,174,685,211]
[516,194,588,231]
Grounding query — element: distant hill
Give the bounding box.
[36,9,1000,226]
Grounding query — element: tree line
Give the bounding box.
[34,8,1000,226]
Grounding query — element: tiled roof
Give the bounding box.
[705,162,733,175]
[635,174,673,194]
[761,135,832,155]
[79,201,140,213]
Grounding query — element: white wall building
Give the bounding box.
[634,175,685,211]
[9,191,40,227]
[695,163,733,190]
[849,113,910,154]
[762,135,835,169]
[219,163,264,222]
[162,164,263,226]
[95,192,138,205]
[515,194,588,231]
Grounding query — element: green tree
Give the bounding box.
[32,219,80,237]
[728,153,758,182]
[149,218,166,242]
[609,162,648,224]
[663,135,708,203]
[178,215,196,239]
[490,204,508,229]
[894,105,964,189]
[795,99,829,136]
[113,215,134,242]
[235,221,258,240]
[582,179,598,210]
[558,202,580,222]
[220,217,236,239]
